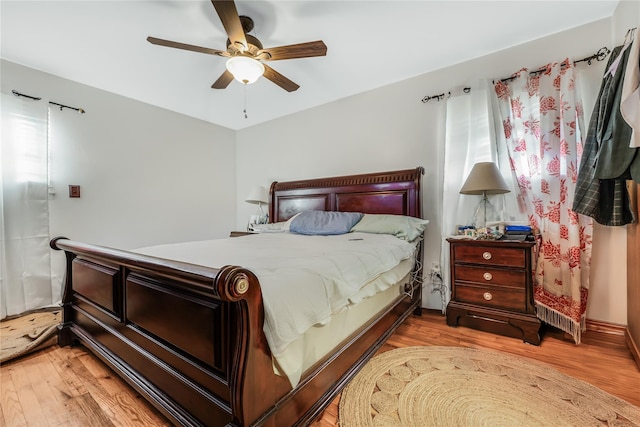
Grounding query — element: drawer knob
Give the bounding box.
[483,272,493,281]
[482,251,492,260]
[483,292,493,301]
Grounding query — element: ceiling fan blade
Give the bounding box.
[258,41,327,61]
[263,64,300,92]
[211,0,247,52]
[147,36,228,57]
[212,70,234,89]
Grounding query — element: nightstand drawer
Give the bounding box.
[454,283,526,312]
[453,245,525,268]
[454,265,526,288]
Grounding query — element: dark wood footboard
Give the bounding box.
[51,167,425,426]
[51,237,290,426]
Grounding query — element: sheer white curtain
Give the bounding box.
[1,93,55,319]
[441,82,521,308]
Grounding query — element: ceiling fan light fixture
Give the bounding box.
[226,56,265,84]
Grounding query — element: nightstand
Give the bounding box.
[445,238,542,345]
[229,231,256,237]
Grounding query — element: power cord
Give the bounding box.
[430,268,447,314]
[404,237,425,299]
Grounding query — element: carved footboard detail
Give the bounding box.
[215,266,289,427]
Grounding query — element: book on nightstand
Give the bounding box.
[505,225,532,234]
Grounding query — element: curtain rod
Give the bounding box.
[421,43,613,103]
[11,89,85,113]
[422,87,470,104]
[49,101,85,114]
[496,46,611,83]
[495,27,636,84]
[11,89,41,101]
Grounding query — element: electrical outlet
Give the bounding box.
[69,185,81,198]
[431,262,440,274]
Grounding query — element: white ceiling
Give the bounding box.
[1,1,619,130]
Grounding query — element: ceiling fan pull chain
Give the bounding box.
[243,83,248,119]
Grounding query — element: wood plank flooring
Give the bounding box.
[1,309,638,427]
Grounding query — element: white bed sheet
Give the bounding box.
[134,232,416,385]
[274,268,412,387]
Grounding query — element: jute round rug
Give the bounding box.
[339,346,640,427]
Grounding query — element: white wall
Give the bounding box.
[586,0,640,324]
[236,17,632,323]
[612,0,639,41]
[1,59,237,293]
[1,59,237,249]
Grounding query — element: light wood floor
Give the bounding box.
[1,310,638,427]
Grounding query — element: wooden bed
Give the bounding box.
[50,167,425,427]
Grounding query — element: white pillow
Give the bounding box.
[350,214,429,241]
[251,213,301,233]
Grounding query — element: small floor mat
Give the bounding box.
[1,308,61,364]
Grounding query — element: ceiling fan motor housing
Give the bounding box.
[225,15,265,56]
[227,33,264,56]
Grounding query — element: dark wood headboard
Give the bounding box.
[269,167,425,223]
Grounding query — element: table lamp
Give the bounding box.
[459,162,510,228]
[245,185,269,225]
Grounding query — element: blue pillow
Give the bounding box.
[290,211,363,235]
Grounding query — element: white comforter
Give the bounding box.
[134,232,415,359]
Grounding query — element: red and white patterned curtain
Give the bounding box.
[493,60,593,343]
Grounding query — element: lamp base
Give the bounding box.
[471,196,500,229]
[256,203,268,225]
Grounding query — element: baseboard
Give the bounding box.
[624,328,640,370]
[585,318,626,336]
[429,310,640,367]
[585,319,640,370]
[430,311,627,335]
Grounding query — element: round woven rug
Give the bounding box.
[339,346,640,427]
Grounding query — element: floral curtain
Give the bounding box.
[492,60,593,343]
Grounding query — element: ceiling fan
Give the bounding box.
[147,0,327,92]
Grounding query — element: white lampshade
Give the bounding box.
[226,56,265,85]
[460,162,510,229]
[245,186,269,205]
[460,162,510,195]
[246,185,269,226]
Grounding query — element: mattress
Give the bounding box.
[134,232,417,386]
[274,267,412,387]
